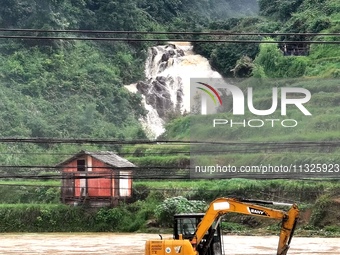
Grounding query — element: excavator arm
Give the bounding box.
[191,197,299,255]
[145,197,299,255]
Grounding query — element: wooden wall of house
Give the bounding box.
[87,158,114,197]
[60,160,77,200]
[60,155,133,206]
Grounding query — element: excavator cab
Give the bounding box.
[174,213,223,255]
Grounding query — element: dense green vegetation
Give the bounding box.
[193,0,340,77]
[165,0,340,142]
[0,0,258,160]
[0,203,148,232]
[1,0,337,159]
[0,0,257,171]
[1,178,340,235]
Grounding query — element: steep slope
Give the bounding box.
[0,0,259,141]
[162,0,340,176]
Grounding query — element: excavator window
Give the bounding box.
[176,218,196,237]
[174,213,204,239]
[182,223,190,235]
[173,213,223,255]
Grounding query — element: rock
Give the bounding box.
[168,49,176,56]
[152,80,165,92]
[146,219,158,228]
[156,76,167,85]
[159,62,168,73]
[166,44,176,49]
[177,49,185,57]
[151,47,158,58]
[136,81,149,94]
[161,52,170,62]
[177,88,183,103]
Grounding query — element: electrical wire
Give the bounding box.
[0,140,338,179]
[0,35,339,44]
[0,28,340,37]
[0,182,328,195]
[1,28,339,43]
[0,170,339,180]
[0,150,337,157]
[0,137,188,144]
[0,137,339,146]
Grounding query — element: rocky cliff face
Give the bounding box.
[137,44,185,119]
[125,42,222,138]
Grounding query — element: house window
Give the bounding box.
[77,159,86,171]
[119,171,130,196]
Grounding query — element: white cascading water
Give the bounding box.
[125,42,222,139]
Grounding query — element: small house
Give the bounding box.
[57,150,136,207]
[281,43,310,56]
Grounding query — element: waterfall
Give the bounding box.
[125,42,222,139]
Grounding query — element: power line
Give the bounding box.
[0,165,190,170]
[0,137,339,146]
[0,35,339,44]
[1,164,340,178]
[1,174,339,181]
[0,28,340,37]
[1,28,339,43]
[0,182,333,193]
[0,150,336,156]
[0,137,189,144]
[0,139,338,157]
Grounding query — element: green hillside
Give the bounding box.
[158,0,340,184]
[0,0,258,167]
[193,0,340,78]
[0,0,340,234]
[0,0,259,156]
[165,0,340,143]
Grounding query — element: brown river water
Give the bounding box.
[0,233,339,254]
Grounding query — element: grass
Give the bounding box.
[135,179,340,190]
[0,178,339,234]
[135,178,340,203]
[0,180,59,187]
[0,203,63,208]
[121,144,191,156]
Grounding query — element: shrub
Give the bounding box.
[154,196,206,227]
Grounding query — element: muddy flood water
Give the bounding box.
[0,233,339,254]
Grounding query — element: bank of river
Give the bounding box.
[0,233,339,254]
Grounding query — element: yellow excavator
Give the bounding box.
[145,197,299,255]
